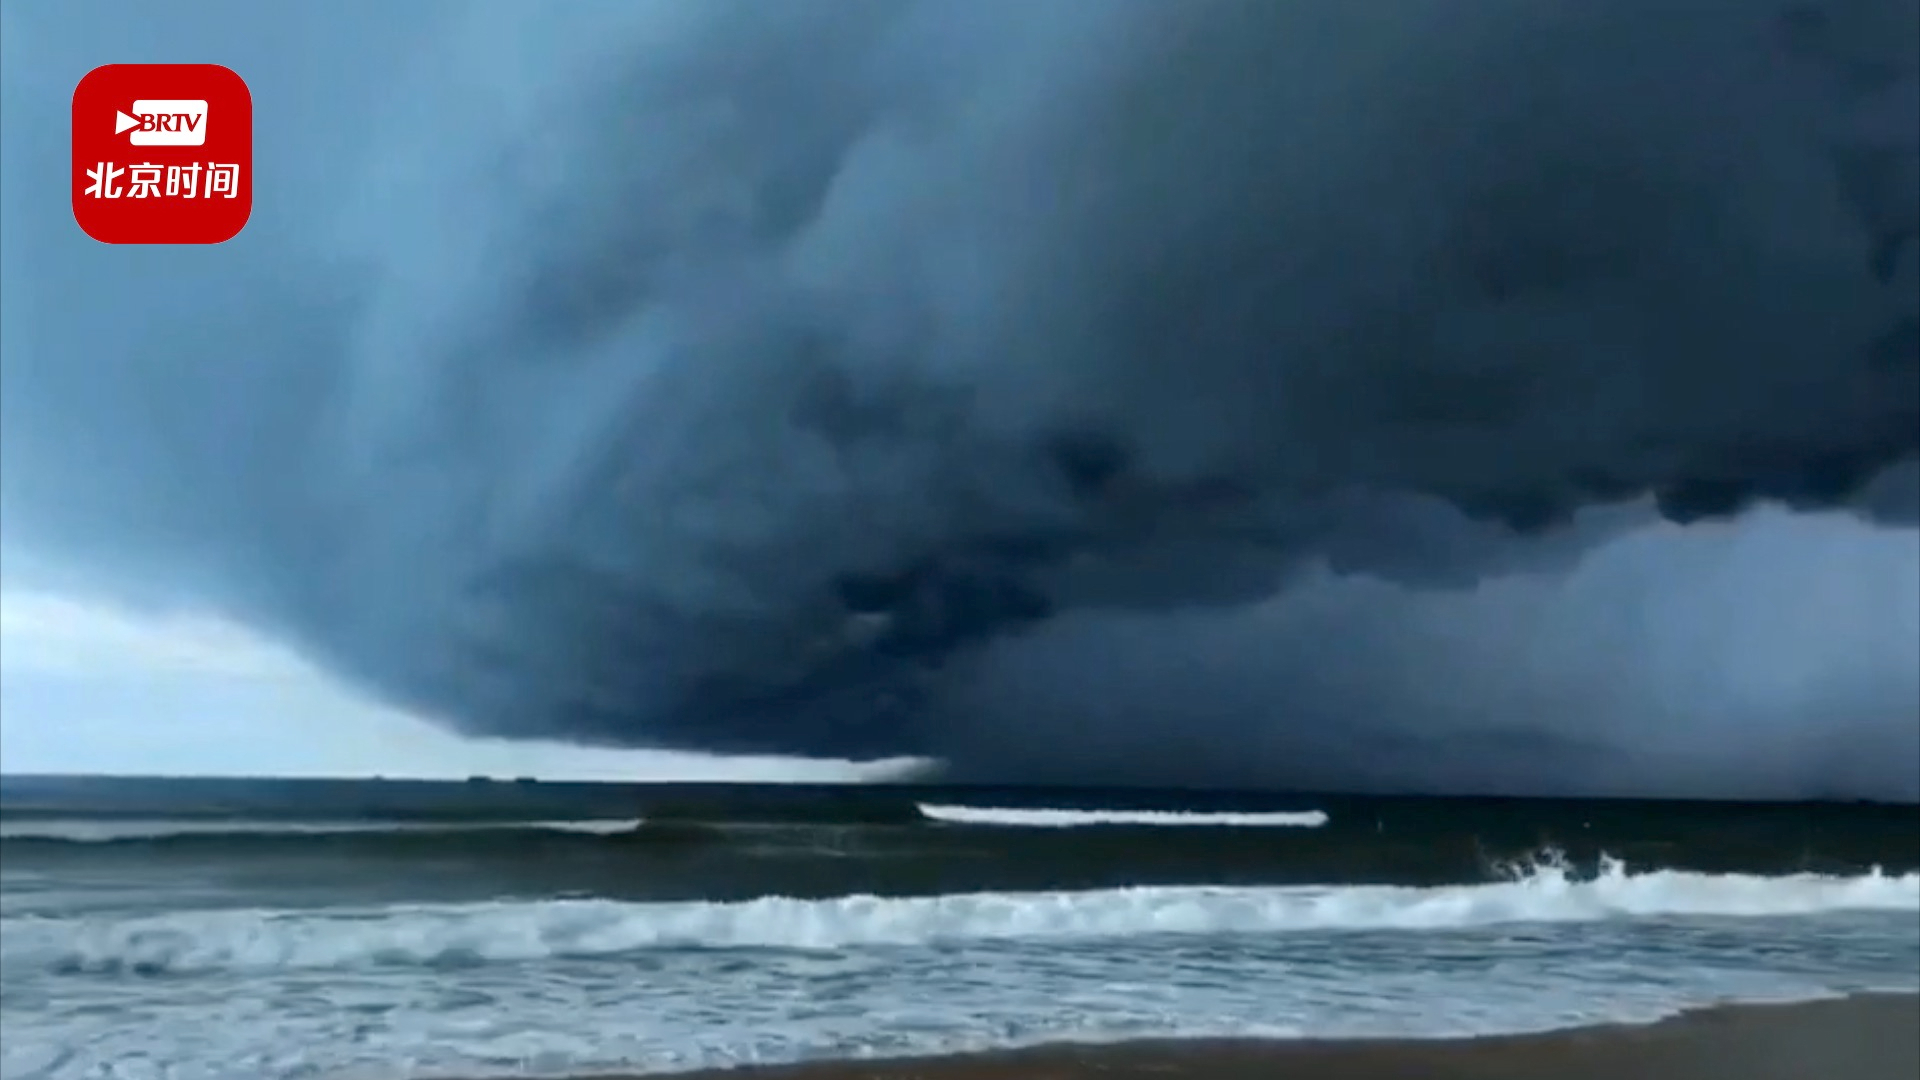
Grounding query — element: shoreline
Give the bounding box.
[486,993,1918,1080]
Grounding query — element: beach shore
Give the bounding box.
[530,993,1918,1080]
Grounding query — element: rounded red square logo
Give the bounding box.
[71,64,252,245]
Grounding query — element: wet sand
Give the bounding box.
[536,993,1918,1080]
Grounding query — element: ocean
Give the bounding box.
[1,776,1915,1080]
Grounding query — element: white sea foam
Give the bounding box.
[9,860,1913,977]
[918,805,1330,828]
[0,818,643,842]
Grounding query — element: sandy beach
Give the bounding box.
[529,994,1918,1080]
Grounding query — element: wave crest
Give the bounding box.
[10,860,1913,978]
[918,805,1329,828]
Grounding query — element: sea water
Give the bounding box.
[1,778,1915,1080]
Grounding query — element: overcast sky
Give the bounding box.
[0,581,925,781]
[0,0,936,782]
[0,1,1912,796]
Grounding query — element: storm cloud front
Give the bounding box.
[1,0,1916,797]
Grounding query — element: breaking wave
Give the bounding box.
[918,805,1329,828]
[0,802,1333,846]
[11,860,1913,978]
[0,818,643,843]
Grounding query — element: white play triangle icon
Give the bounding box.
[110,100,208,145]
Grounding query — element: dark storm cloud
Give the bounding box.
[936,511,1920,799]
[1,0,1915,797]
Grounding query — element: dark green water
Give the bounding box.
[3,774,1915,1080]
[3,775,1913,904]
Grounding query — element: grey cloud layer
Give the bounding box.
[1,0,1915,796]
